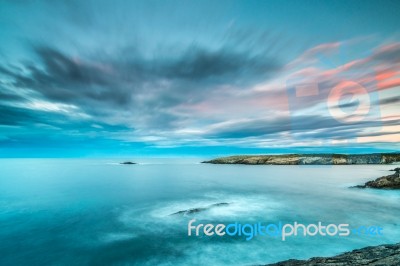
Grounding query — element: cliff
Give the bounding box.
[203,153,400,165]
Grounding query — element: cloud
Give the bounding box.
[379,95,400,105]
[285,41,341,70]
[202,114,392,140]
[0,33,399,153]
[372,43,400,62]
[0,32,284,140]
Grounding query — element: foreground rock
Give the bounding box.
[265,242,400,266]
[355,168,400,189]
[170,203,229,216]
[203,153,400,165]
[120,161,136,165]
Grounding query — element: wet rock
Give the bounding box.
[355,168,400,189]
[120,161,136,165]
[390,167,400,173]
[265,242,400,266]
[170,202,229,216]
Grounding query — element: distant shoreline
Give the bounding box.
[202,153,400,165]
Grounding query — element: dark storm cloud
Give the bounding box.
[5,47,127,105]
[161,47,279,82]
[0,39,282,131]
[0,99,130,137]
[1,36,398,149]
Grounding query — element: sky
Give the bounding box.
[0,0,399,157]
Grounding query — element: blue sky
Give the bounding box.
[0,0,399,157]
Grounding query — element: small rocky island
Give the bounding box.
[203,153,400,165]
[265,242,400,266]
[170,202,229,216]
[120,161,136,165]
[355,168,400,189]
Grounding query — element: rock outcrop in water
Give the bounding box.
[203,153,400,165]
[170,203,229,216]
[265,242,400,266]
[120,161,136,165]
[355,168,400,189]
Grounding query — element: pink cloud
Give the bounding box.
[285,41,341,70]
[373,42,400,56]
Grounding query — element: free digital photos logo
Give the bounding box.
[187,219,383,241]
[285,43,383,157]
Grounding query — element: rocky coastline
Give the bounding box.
[203,153,400,165]
[264,242,400,266]
[201,154,400,264]
[354,167,400,189]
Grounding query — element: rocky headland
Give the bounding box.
[265,242,400,266]
[355,167,400,189]
[203,153,400,165]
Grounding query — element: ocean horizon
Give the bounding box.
[1,0,400,264]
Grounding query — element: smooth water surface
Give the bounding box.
[0,158,399,265]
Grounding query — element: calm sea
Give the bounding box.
[0,158,399,265]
